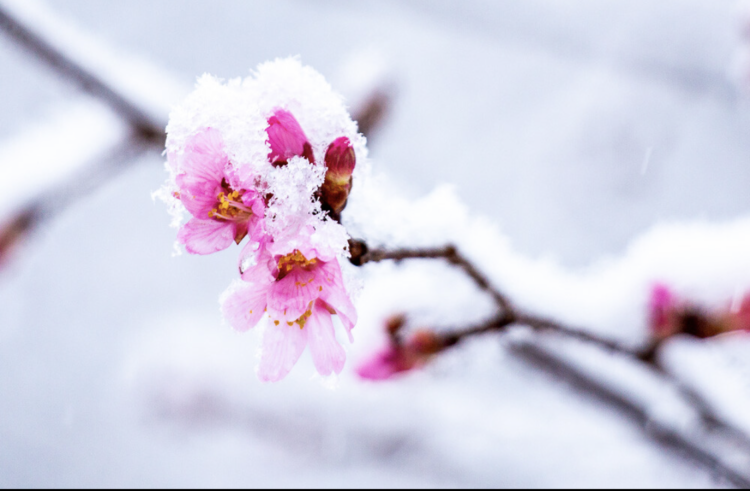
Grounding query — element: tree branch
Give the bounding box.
[351,239,750,487]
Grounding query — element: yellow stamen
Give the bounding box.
[277,250,319,280]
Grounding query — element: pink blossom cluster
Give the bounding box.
[161,59,365,381]
[648,283,750,340]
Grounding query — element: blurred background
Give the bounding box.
[2,0,750,486]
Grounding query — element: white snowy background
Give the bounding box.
[2,0,750,486]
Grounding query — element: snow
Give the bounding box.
[0,97,127,218]
[1,0,750,487]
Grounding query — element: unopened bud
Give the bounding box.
[266,108,315,166]
[321,137,356,220]
[648,283,677,340]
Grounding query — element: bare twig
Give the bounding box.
[351,241,514,316]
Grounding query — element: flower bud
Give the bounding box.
[356,322,443,381]
[266,108,315,166]
[648,283,742,341]
[649,283,677,339]
[321,137,356,220]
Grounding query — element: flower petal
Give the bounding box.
[266,108,314,165]
[356,349,403,380]
[177,218,235,255]
[318,260,357,341]
[221,282,269,332]
[182,127,228,183]
[306,302,346,376]
[258,320,308,382]
[267,267,324,322]
[239,240,275,283]
[175,174,222,218]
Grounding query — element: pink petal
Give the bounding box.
[649,282,674,337]
[177,218,235,254]
[182,127,228,183]
[306,302,346,376]
[175,174,222,218]
[356,349,401,380]
[239,240,275,283]
[258,320,308,382]
[222,283,269,332]
[266,108,315,165]
[267,266,325,322]
[318,260,357,341]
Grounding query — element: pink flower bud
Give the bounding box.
[356,326,443,381]
[321,137,356,220]
[266,108,315,166]
[649,283,677,339]
[648,283,736,340]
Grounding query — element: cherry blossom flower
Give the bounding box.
[162,58,366,382]
[223,245,356,381]
[170,127,265,255]
[647,283,750,340]
[266,108,315,166]
[648,283,678,339]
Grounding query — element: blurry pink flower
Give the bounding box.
[223,247,356,381]
[356,346,411,380]
[357,329,443,381]
[647,283,750,340]
[649,283,677,339]
[266,108,315,166]
[320,136,356,220]
[172,128,265,255]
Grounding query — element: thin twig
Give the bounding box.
[352,241,636,356]
[352,241,514,316]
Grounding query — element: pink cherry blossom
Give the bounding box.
[356,346,412,380]
[171,128,265,255]
[357,327,444,381]
[266,108,315,166]
[223,246,356,381]
[648,282,676,339]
